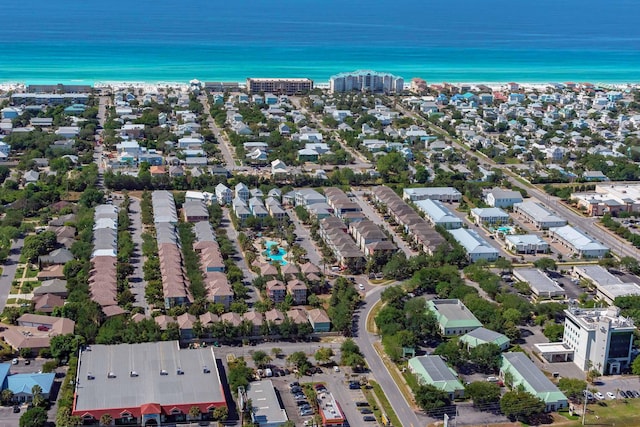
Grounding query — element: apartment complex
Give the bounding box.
[246,78,313,95]
[329,70,404,94]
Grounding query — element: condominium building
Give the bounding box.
[329,70,404,94]
[246,78,313,95]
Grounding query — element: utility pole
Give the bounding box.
[582,389,588,425]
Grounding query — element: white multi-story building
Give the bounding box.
[563,306,635,375]
[329,70,404,94]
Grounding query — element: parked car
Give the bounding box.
[360,408,373,414]
[13,406,20,413]
[607,392,616,399]
[620,390,628,398]
[289,381,300,389]
[334,366,340,372]
[633,390,640,398]
[363,416,376,422]
[349,382,361,390]
[594,392,605,400]
[355,402,370,407]
[37,325,49,331]
[11,358,18,365]
[358,283,365,290]
[296,400,310,407]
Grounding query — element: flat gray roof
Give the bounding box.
[513,268,565,296]
[412,355,458,382]
[246,380,288,426]
[74,341,224,411]
[429,299,482,323]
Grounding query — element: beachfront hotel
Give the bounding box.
[329,70,404,94]
[246,78,313,95]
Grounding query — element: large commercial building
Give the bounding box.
[414,199,462,230]
[562,307,635,375]
[246,78,313,95]
[427,299,482,336]
[548,225,609,258]
[500,352,568,412]
[572,265,640,304]
[244,380,288,427]
[329,70,404,94]
[448,228,500,262]
[571,184,640,216]
[513,201,567,229]
[72,341,227,425]
[513,268,566,300]
[408,355,465,399]
[403,187,462,203]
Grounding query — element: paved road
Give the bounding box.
[287,209,322,266]
[351,190,417,258]
[220,208,259,305]
[199,94,238,170]
[128,197,150,313]
[0,238,24,313]
[355,286,428,427]
[396,104,640,261]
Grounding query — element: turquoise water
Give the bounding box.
[264,241,288,266]
[1,0,640,83]
[496,226,514,234]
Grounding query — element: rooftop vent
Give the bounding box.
[177,368,184,375]
[203,366,210,374]
[160,369,168,376]
[107,372,116,379]
[130,371,138,377]
[87,373,95,380]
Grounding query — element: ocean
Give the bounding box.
[1,0,640,84]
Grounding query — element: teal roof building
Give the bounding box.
[460,327,511,351]
[500,352,568,412]
[426,299,482,336]
[0,363,56,403]
[408,355,464,399]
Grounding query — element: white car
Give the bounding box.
[594,392,605,400]
[358,283,365,290]
[607,392,616,399]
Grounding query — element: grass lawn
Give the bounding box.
[366,299,383,334]
[578,399,640,426]
[26,267,39,278]
[15,267,25,278]
[369,380,402,427]
[5,298,16,304]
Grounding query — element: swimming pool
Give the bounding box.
[496,226,514,234]
[264,240,288,265]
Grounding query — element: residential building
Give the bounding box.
[308,308,331,332]
[215,183,233,205]
[513,201,567,229]
[72,341,227,425]
[286,279,307,305]
[246,78,313,95]
[470,207,510,225]
[500,352,568,412]
[505,234,549,254]
[244,380,288,427]
[548,225,609,258]
[266,280,286,303]
[426,299,482,336]
[403,187,462,202]
[513,268,566,300]
[448,228,499,262]
[329,70,404,94]
[484,188,523,208]
[459,327,510,351]
[408,355,465,400]
[183,200,209,223]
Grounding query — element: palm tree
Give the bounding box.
[1,389,13,405]
[99,414,113,426]
[188,406,201,420]
[31,384,45,408]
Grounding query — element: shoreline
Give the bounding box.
[1,80,639,92]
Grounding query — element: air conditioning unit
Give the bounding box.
[177,369,184,375]
[87,373,95,380]
[130,371,139,377]
[107,372,116,379]
[160,369,168,376]
[203,366,210,374]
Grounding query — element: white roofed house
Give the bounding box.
[470,207,510,226]
[414,199,462,230]
[505,235,549,254]
[484,188,523,208]
[215,183,232,205]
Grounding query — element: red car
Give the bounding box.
[37,325,49,331]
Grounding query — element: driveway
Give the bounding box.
[0,238,24,313]
[128,197,150,313]
[220,208,258,305]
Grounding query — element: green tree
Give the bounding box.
[533,257,557,271]
[251,350,272,368]
[465,381,501,408]
[188,406,201,420]
[557,378,587,402]
[31,385,45,408]
[99,414,113,426]
[1,389,13,405]
[19,407,48,427]
[434,339,466,368]
[271,347,282,358]
[632,355,640,375]
[314,347,335,365]
[414,384,451,414]
[469,343,502,373]
[500,390,545,423]
[543,321,565,341]
[212,406,228,421]
[287,351,312,374]
[227,358,254,394]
